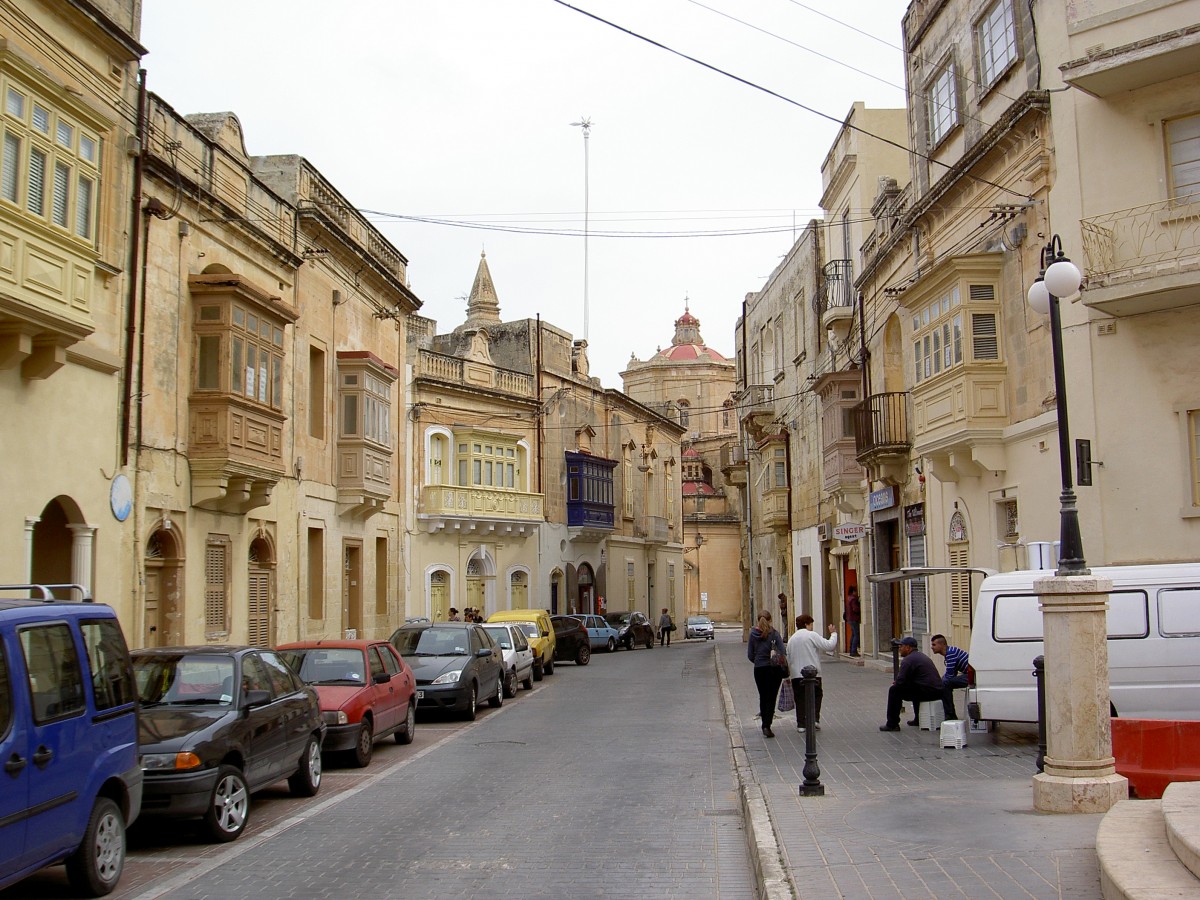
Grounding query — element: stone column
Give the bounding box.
[68,524,97,597]
[23,516,40,582]
[1032,574,1128,813]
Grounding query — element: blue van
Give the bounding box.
[0,585,142,896]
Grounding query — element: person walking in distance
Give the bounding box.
[747,610,788,738]
[844,586,861,657]
[786,615,838,732]
[658,608,673,646]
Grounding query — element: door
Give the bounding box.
[247,570,271,648]
[144,565,161,647]
[343,543,362,638]
[367,645,397,734]
[18,622,91,866]
[466,575,483,616]
[0,634,29,871]
[239,653,288,788]
[510,572,528,609]
[430,571,448,622]
[259,651,314,768]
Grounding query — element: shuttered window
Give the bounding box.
[205,540,229,636]
[971,313,999,360]
[913,282,1000,383]
[1,133,18,202]
[51,160,69,227]
[247,572,270,647]
[1166,114,1200,202]
[27,146,45,214]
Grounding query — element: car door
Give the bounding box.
[366,645,397,734]
[17,621,91,867]
[260,651,315,769]
[471,627,499,688]
[239,653,288,788]
[0,632,30,874]
[511,626,533,676]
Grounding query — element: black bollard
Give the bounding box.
[799,665,824,797]
[1033,655,1047,773]
[890,638,901,681]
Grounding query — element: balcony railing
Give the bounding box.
[1081,194,1200,287]
[821,259,854,312]
[415,349,534,398]
[419,485,544,529]
[642,515,669,544]
[852,392,911,460]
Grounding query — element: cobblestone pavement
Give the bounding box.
[8,638,754,899]
[715,632,1104,899]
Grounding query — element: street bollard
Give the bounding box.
[1033,655,1047,773]
[889,638,901,681]
[799,665,824,797]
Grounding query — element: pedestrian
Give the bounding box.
[747,610,788,738]
[448,607,460,622]
[931,633,970,719]
[659,607,673,646]
[844,586,861,657]
[785,614,838,732]
[879,636,944,731]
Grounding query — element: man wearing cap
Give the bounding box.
[879,637,944,731]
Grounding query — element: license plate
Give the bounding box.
[416,690,425,700]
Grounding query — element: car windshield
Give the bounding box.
[510,622,538,639]
[604,613,631,627]
[133,654,236,707]
[483,626,512,649]
[393,628,470,657]
[278,648,366,685]
[688,616,710,625]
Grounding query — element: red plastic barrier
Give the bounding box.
[1111,718,1200,800]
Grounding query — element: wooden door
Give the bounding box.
[247,570,271,647]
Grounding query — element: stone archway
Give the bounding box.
[30,495,92,597]
[144,523,184,647]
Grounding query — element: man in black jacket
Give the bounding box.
[879,637,944,731]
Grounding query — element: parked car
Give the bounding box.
[390,622,504,720]
[486,609,556,679]
[685,615,715,640]
[550,615,592,665]
[481,623,535,697]
[132,646,325,843]
[0,585,141,897]
[277,640,416,768]
[604,611,656,650]
[572,613,621,652]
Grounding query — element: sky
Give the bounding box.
[139,0,909,387]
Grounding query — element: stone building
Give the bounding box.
[0,1,143,608]
[131,97,418,647]
[622,307,741,625]
[405,253,685,624]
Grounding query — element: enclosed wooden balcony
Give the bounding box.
[760,487,790,532]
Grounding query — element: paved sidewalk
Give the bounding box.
[714,633,1104,899]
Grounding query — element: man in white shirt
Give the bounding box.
[786,614,838,732]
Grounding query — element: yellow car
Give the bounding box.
[486,609,556,680]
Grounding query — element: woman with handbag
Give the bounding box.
[747,610,788,737]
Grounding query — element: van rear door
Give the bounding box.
[0,633,30,877]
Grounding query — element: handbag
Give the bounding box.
[669,623,677,632]
[770,648,789,676]
[777,678,795,712]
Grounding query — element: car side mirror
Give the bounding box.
[475,648,491,658]
[243,689,271,709]
[373,672,390,685]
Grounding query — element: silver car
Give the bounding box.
[482,623,536,697]
[685,615,715,640]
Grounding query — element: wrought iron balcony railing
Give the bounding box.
[820,259,854,312]
[1081,193,1200,285]
[852,392,911,460]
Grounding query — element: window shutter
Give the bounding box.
[205,543,228,634]
[51,160,69,227]
[1,133,19,202]
[27,147,46,215]
[971,312,998,360]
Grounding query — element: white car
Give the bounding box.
[685,615,715,640]
[482,623,536,697]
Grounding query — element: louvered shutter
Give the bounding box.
[51,160,69,227]
[247,573,270,647]
[205,543,227,634]
[971,312,998,360]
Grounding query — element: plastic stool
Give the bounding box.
[918,700,945,731]
[940,719,968,749]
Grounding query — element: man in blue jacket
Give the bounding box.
[879,637,944,731]
[932,633,970,720]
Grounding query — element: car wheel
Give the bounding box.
[521,669,534,690]
[288,735,323,797]
[395,700,416,745]
[488,674,504,708]
[503,668,518,698]
[544,657,555,675]
[533,658,544,681]
[462,682,478,720]
[606,637,617,652]
[351,717,373,768]
[204,766,250,843]
[646,634,655,649]
[576,643,591,665]
[625,636,634,650]
[65,796,124,896]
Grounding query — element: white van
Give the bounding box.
[966,564,1200,724]
[869,563,1200,724]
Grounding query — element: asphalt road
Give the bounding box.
[8,634,754,900]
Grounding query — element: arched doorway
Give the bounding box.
[509,569,529,608]
[548,568,564,616]
[144,524,183,647]
[248,533,276,647]
[577,564,596,615]
[429,569,450,621]
[465,548,496,615]
[30,496,92,597]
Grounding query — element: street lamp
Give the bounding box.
[1026,235,1088,577]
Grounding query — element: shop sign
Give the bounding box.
[904,503,925,537]
[833,522,867,542]
[869,485,897,512]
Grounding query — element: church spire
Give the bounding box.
[465,250,501,327]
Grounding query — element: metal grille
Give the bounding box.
[908,535,928,635]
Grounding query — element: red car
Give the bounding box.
[277,639,416,767]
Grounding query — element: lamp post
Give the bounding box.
[1026,235,1088,577]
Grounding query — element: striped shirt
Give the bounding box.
[943,645,969,681]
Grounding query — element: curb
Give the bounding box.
[714,644,797,900]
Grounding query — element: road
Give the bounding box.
[7,635,754,900]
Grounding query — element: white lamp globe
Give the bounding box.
[1044,258,1082,298]
[1027,279,1051,315]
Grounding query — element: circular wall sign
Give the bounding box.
[110,474,132,522]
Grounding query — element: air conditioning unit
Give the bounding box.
[816,523,830,541]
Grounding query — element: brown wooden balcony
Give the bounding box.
[720,442,747,487]
[189,396,286,513]
[760,487,790,532]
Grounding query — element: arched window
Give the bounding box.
[678,400,690,428]
[947,510,971,627]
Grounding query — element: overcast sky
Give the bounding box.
[140,0,908,387]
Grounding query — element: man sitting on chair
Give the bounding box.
[931,633,970,720]
[879,637,944,731]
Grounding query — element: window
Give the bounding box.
[773,447,787,488]
[309,346,326,439]
[452,431,524,490]
[337,357,395,448]
[81,619,135,712]
[0,78,100,241]
[722,400,734,432]
[0,642,10,740]
[978,0,1017,87]
[205,537,230,637]
[623,446,634,517]
[1166,114,1200,202]
[1160,588,1200,636]
[307,528,324,619]
[927,61,958,146]
[20,623,85,723]
[1188,409,1200,509]
[912,283,998,384]
[192,299,287,409]
[678,400,690,428]
[627,561,636,602]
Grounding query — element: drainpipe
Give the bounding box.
[121,69,147,466]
